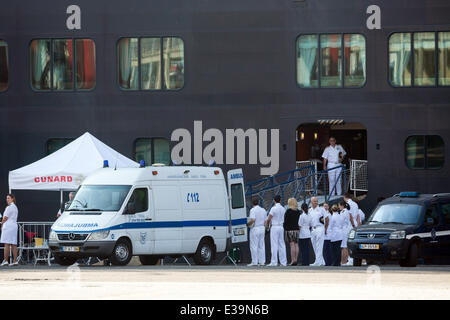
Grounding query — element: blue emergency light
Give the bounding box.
[399,192,419,197]
[103,160,109,168]
[140,160,145,168]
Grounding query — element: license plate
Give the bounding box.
[62,246,79,252]
[359,244,379,250]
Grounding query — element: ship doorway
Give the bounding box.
[295,122,367,197]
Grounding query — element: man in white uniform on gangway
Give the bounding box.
[322,136,346,196]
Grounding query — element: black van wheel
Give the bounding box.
[353,258,362,266]
[400,243,418,267]
[54,255,77,266]
[109,239,133,266]
[194,239,215,265]
[139,255,160,265]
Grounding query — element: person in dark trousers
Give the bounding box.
[328,205,343,266]
[283,198,301,266]
[322,202,332,266]
[297,202,312,266]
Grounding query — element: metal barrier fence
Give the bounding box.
[15,222,53,265]
[350,159,368,196]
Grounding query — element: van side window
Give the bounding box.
[424,204,439,226]
[231,184,244,209]
[441,203,450,225]
[126,188,148,214]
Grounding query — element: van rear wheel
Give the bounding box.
[194,239,215,265]
[109,239,133,266]
[139,255,160,265]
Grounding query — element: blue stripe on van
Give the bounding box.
[54,218,247,233]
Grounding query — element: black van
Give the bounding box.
[348,192,450,267]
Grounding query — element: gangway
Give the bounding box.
[244,164,349,211]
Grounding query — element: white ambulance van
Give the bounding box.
[49,165,248,266]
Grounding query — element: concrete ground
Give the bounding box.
[0,263,449,300]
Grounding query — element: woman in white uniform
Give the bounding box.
[328,205,343,266]
[339,201,355,266]
[1,194,19,266]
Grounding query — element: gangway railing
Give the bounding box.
[245,164,349,211]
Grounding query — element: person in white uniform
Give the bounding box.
[309,197,325,266]
[322,202,332,266]
[265,195,287,266]
[298,203,312,266]
[339,201,355,266]
[343,193,359,265]
[1,194,19,266]
[328,205,344,266]
[322,137,346,196]
[247,198,267,266]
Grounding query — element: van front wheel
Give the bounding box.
[109,239,133,266]
[194,239,215,265]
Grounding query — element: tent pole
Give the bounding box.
[60,190,63,207]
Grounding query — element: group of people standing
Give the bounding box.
[247,193,365,267]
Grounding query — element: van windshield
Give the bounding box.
[368,203,423,225]
[68,185,132,212]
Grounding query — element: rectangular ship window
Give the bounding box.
[31,38,95,91]
[297,35,319,88]
[141,38,161,90]
[163,37,184,90]
[320,34,342,87]
[438,32,450,86]
[389,33,412,87]
[134,138,170,166]
[30,39,52,90]
[405,135,444,170]
[53,39,73,90]
[118,38,139,90]
[344,34,366,87]
[0,40,8,92]
[414,32,436,86]
[76,39,96,90]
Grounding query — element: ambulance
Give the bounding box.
[49,164,248,266]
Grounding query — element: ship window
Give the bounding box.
[141,38,161,90]
[344,34,366,87]
[53,39,73,90]
[118,37,184,91]
[31,38,96,91]
[389,32,450,87]
[30,39,51,90]
[0,40,8,92]
[405,135,444,169]
[414,32,436,86]
[118,38,139,90]
[438,32,450,86]
[320,34,342,87]
[297,33,365,88]
[163,37,184,90]
[389,33,412,87]
[76,39,96,90]
[297,35,319,88]
[47,138,75,155]
[134,138,170,166]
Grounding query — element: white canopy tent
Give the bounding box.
[8,132,139,204]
